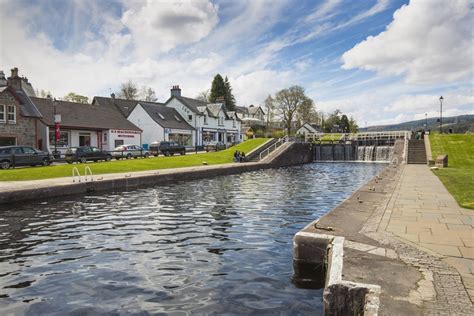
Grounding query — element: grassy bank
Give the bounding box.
[0,138,270,182]
[429,133,474,209]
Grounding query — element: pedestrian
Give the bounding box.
[240,152,245,162]
[234,150,240,162]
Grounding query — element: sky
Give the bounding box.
[1,0,472,126]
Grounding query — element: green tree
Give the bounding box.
[224,76,236,110]
[209,74,226,103]
[63,92,89,104]
[117,80,139,100]
[349,116,359,133]
[340,114,350,133]
[274,85,313,135]
[323,109,342,132]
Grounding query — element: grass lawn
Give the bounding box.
[0,138,271,182]
[429,133,474,209]
[319,133,343,141]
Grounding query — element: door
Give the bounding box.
[11,147,28,166]
[79,133,91,146]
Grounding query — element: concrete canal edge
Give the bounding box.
[294,232,381,315]
[0,142,312,205]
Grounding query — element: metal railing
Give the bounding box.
[259,136,288,161]
[72,166,94,183]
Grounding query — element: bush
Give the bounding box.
[272,130,285,138]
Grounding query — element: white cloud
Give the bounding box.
[122,0,219,56]
[342,0,473,84]
[232,70,293,106]
[383,93,474,113]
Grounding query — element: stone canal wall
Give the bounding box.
[0,141,313,205]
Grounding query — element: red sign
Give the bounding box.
[55,122,61,141]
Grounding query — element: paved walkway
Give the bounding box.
[380,164,474,301]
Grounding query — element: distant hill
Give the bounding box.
[360,115,474,133]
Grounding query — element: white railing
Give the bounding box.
[259,136,288,161]
[305,131,411,142]
[84,166,94,182]
[72,167,81,183]
[72,166,94,183]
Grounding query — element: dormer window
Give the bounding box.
[219,117,224,126]
[233,119,236,127]
[204,115,208,125]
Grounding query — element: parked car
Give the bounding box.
[204,141,226,152]
[0,146,51,169]
[112,144,150,159]
[65,146,112,164]
[149,141,186,156]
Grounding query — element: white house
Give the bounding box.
[164,86,241,147]
[296,122,323,137]
[128,101,195,148]
[235,105,266,127]
[31,97,142,155]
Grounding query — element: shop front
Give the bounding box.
[167,128,193,147]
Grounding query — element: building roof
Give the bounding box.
[31,97,141,131]
[139,102,194,130]
[172,96,208,114]
[235,106,248,114]
[0,86,42,118]
[93,96,139,117]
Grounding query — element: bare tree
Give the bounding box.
[140,86,157,102]
[117,80,139,100]
[264,94,275,127]
[196,89,210,102]
[274,85,312,135]
[296,97,318,125]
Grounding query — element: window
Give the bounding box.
[79,133,91,146]
[204,115,208,125]
[103,133,107,143]
[0,105,5,123]
[49,130,69,147]
[174,115,181,122]
[157,112,165,120]
[233,119,236,127]
[219,117,224,126]
[7,105,16,124]
[22,147,36,154]
[188,114,192,121]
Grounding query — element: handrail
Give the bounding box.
[84,166,94,182]
[72,167,81,183]
[259,136,288,161]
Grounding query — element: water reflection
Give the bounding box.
[0,163,384,315]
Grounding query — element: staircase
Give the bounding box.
[407,139,427,164]
[245,138,278,162]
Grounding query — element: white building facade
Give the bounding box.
[164,86,241,147]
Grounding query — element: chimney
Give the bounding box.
[216,96,226,108]
[11,67,19,78]
[170,85,181,97]
[111,93,116,103]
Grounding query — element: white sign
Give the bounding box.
[54,114,61,123]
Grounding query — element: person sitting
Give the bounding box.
[240,152,246,162]
[234,151,240,162]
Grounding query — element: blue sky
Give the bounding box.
[1,0,472,126]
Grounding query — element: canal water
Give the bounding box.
[0,163,385,315]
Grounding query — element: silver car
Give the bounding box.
[112,144,150,159]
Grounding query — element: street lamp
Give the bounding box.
[424,113,427,130]
[439,96,443,134]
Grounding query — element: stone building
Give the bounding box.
[0,68,43,147]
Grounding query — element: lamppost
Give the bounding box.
[439,96,443,134]
[424,113,427,130]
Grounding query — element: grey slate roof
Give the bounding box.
[93,96,139,117]
[139,102,194,130]
[0,86,42,118]
[172,96,208,114]
[32,97,141,131]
